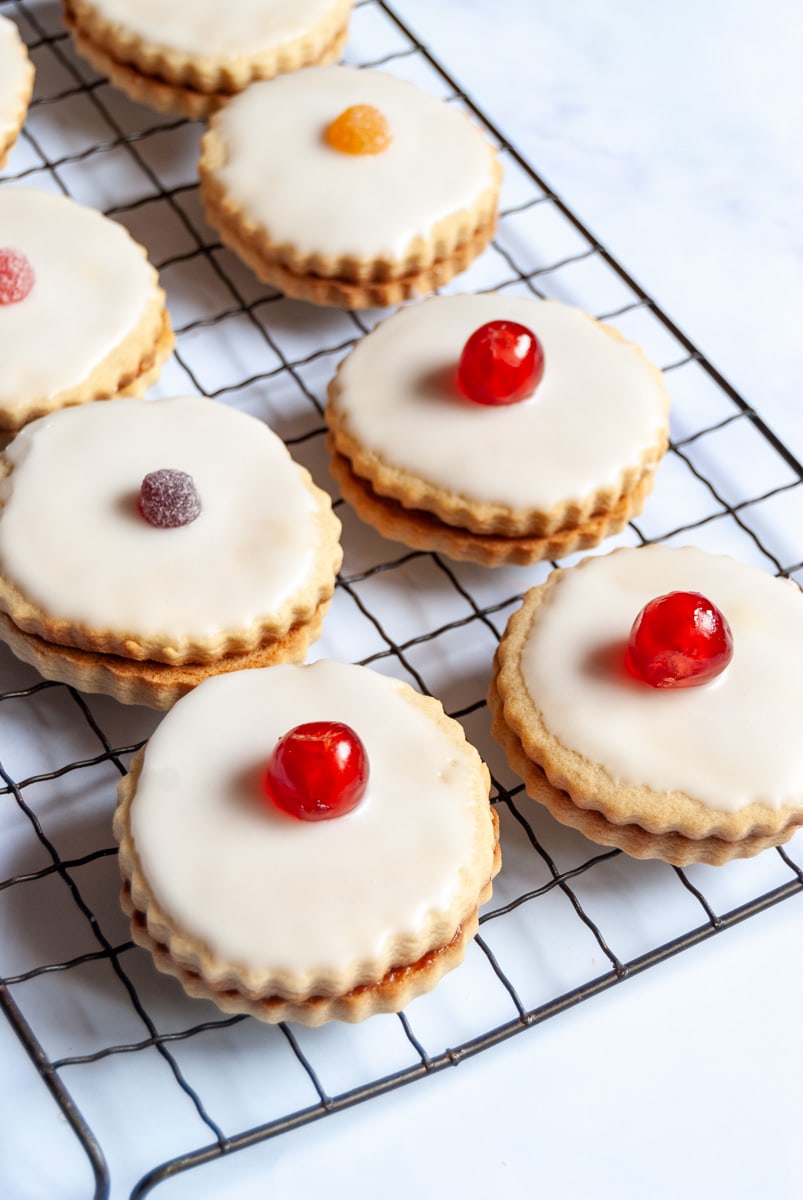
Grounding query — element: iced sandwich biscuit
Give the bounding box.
[327,294,670,564]
[114,659,500,1024]
[489,544,803,865]
[0,396,342,708]
[199,65,501,308]
[0,14,34,169]
[63,0,352,117]
[0,188,172,441]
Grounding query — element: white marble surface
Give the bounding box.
[1,2,802,1198]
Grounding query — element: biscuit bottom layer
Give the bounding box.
[120,811,500,1025]
[487,671,802,866]
[330,447,654,567]
[0,308,173,441]
[65,11,350,119]
[127,892,475,1026]
[201,206,499,309]
[0,602,329,709]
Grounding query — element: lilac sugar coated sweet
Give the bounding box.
[138,468,201,528]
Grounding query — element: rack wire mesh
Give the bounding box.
[1,1,802,1196]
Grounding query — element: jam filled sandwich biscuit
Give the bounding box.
[0,188,173,443]
[114,659,500,1024]
[327,294,670,565]
[199,65,501,308]
[0,396,342,708]
[63,0,353,118]
[0,14,34,169]
[489,544,803,865]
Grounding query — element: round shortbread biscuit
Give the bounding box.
[199,65,501,307]
[0,396,342,705]
[63,0,353,117]
[114,660,500,1023]
[491,544,803,864]
[0,188,173,435]
[327,294,670,563]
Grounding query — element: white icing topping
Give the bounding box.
[520,545,803,812]
[0,189,155,414]
[0,16,31,140]
[210,66,497,263]
[81,0,345,59]
[335,295,669,510]
[0,397,322,643]
[131,661,485,975]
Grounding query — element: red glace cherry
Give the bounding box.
[265,721,369,821]
[457,319,545,406]
[625,591,734,689]
[0,248,35,305]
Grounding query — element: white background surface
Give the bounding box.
[1,1,802,1197]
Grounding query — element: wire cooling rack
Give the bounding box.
[2,1,803,1196]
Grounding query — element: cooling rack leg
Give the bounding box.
[0,981,110,1200]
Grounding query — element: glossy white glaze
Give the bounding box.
[334,294,668,509]
[75,0,347,57]
[0,188,155,413]
[0,396,321,641]
[210,66,497,262]
[130,661,486,974]
[520,545,803,811]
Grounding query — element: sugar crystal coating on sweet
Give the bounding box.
[0,248,35,305]
[138,468,202,528]
[325,104,392,155]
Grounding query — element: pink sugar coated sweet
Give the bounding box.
[138,469,202,528]
[0,248,35,305]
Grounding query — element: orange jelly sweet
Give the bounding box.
[325,104,392,155]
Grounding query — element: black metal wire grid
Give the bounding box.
[1,1,802,1196]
